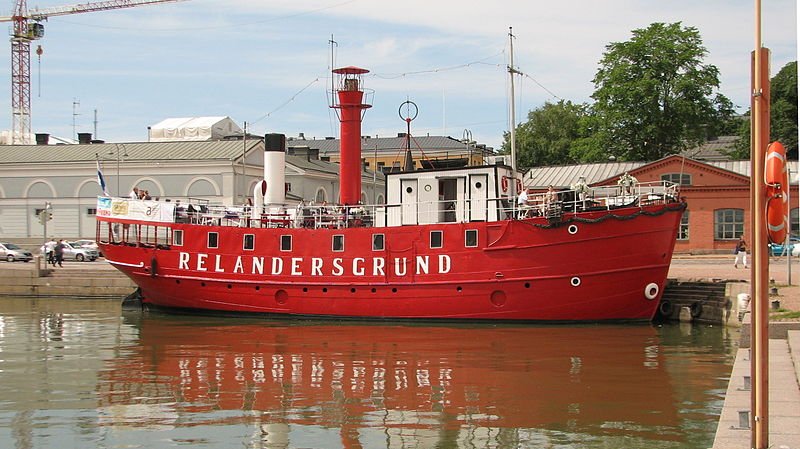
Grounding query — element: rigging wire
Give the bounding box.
[250,77,321,126]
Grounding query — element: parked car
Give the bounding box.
[0,242,33,262]
[768,237,800,257]
[40,241,99,262]
[71,239,102,257]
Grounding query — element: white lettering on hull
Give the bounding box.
[176,252,453,278]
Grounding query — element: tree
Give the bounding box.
[729,61,797,159]
[589,22,733,161]
[501,100,588,168]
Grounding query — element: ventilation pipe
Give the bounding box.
[263,133,286,206]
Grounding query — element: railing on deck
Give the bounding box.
[98,181,679,232]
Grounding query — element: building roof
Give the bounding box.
[288,135,490,155]
[0,140,262,165]
[524,157,800,188]
[680,135,739,161]
[525,161,646,188]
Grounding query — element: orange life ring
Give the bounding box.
[501,177,509,192]
[765,141,789,244]
[516,178,523,193]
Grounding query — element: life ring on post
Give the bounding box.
[501,177,509,193]
[765,141,789,244]
[516,178,523,194]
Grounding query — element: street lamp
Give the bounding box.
[107,144,128,196]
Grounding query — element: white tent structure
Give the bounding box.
[149,117,242,142]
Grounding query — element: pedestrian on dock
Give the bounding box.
[54,239,65,268]
[734,237,748,268]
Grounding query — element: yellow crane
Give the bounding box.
[0,0,185,144]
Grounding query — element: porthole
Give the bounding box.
[302,287,308,293]
[350,288,356,293]
[406,186,413,194]
[568,224,579,235]
[255,286,260,291]
[322,287,328,293]
[475,182,482,189]
[175,279,180,284]
[456,286,462,292]
[371,288,377,293]
[392,288,398,293]
[570,277,581,287]
[524,282,530,288]
[201,282,206,287]
[227,284,232,289]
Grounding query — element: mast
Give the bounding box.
[508,27,518,177]
[751,1,770,446]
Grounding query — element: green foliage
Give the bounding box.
[770,61,798,159]
[501,100,589,169]
[730,61,797,160]
[589,22,732,161]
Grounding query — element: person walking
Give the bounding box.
[54,239,66,268]
[734,237,748,268]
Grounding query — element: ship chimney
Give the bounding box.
[331,66,372,205]
[262,133,286,206]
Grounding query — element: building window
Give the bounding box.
[430,230,443,249]
[243,234,255,251]
[86,208,97,216]
[332,235,344,252]
[661,173,692,185]
[207,232,219,249]
[173,230,184,246]
[315,188,327,203]
[465,229,478,247]
[372,234,385,251]
[280,235,292,251]
[715,209,744,240]
[677,211,689,240]
[285,183,292,193]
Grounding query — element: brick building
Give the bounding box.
[525,155,799,254]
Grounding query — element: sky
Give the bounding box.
[0,0,796,151]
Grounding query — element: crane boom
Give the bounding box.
[4,0,185,144]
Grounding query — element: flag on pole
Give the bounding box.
[96,156,109,196]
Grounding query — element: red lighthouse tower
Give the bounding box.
[331,66,372,205]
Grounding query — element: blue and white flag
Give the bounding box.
[96,158,109,196]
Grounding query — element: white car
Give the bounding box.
[0,242,33,262]
[71,239,102,257]
[40,241,99,262]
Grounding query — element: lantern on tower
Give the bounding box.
[330,66,372,206]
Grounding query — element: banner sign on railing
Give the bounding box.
[97,197,176,223]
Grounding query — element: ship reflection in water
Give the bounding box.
[90,312,733,448]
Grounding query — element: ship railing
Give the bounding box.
[515,181,679,219]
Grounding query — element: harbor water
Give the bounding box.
[0,297,738,449]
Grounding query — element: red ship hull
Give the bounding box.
[98,201,684,322]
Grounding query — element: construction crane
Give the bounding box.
[0,0,184,144]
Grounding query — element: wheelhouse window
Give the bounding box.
[465,229,478,247]
[243,234,255,251]
[430,230,443,249]
[661,173,691,185]
[715,209,744,240]
[677,211,689,240]
[207,232,219,249]
[372,234,385,251]
[280,235,292,251]
[173,230,184,246]
[332,235,344,252]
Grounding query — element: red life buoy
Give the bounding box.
[516,178,523,193]
[765,141,789,244]
[501,177,509,192]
